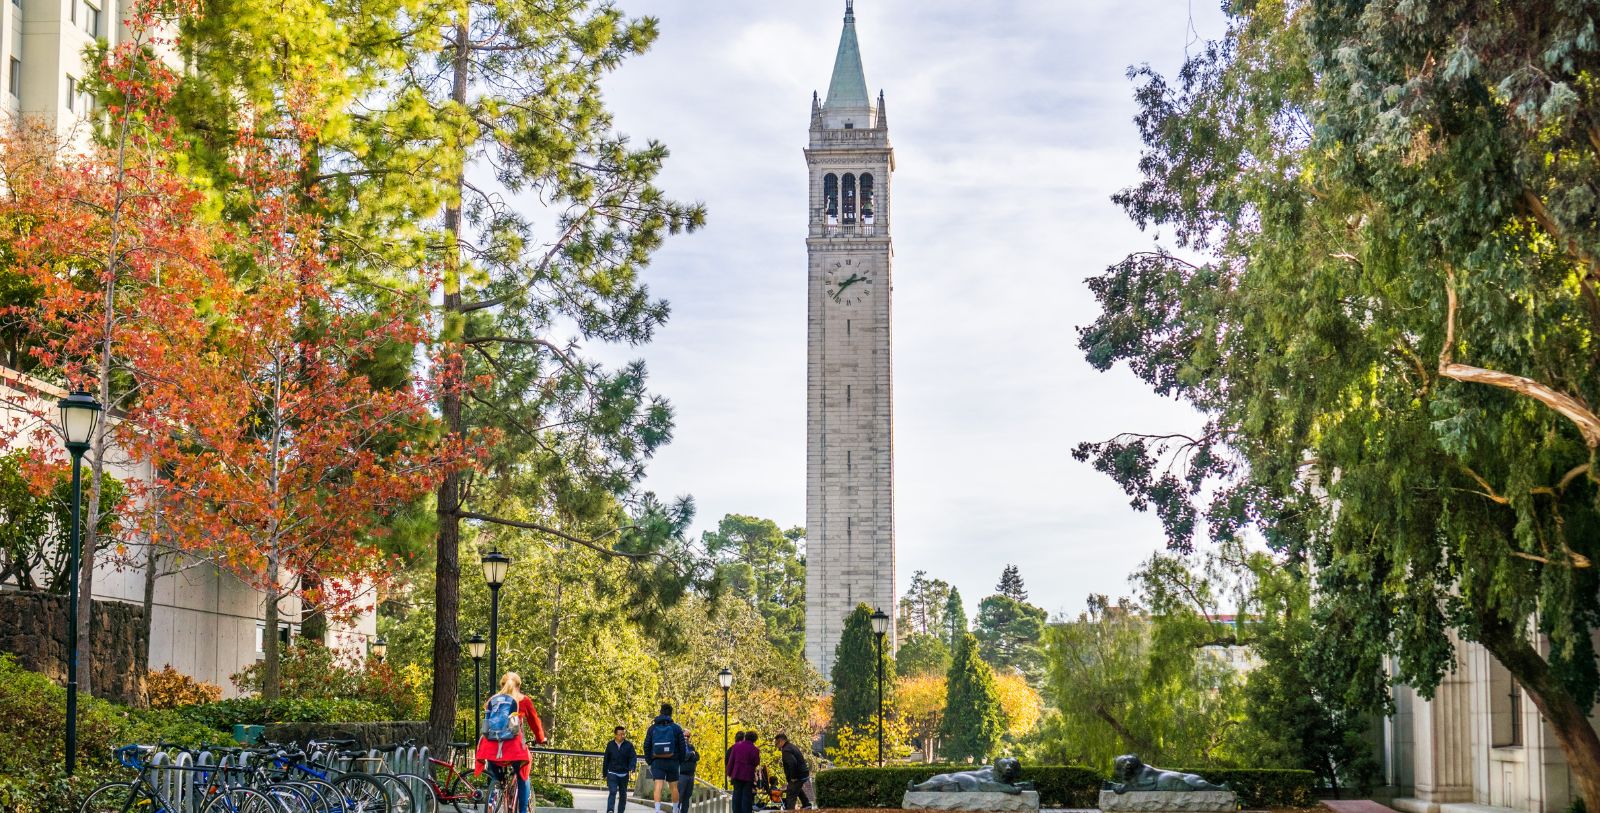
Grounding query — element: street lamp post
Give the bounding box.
[871,608,889,768]
[58,391,100,778]
[718,667,733,789]
[371,637,387,663]
[467,633,487,739]
[480,551,510,684]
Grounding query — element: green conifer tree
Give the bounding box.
[945,588,968,650]
[831,603,896,735]
[942,632,1005,762]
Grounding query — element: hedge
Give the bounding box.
[813,764,1319,810]
[530,777,573,808]
[178,697,392,732]
[814,765,1101,808]
[1175,768,1318,809]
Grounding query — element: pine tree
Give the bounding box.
[941,632,1005,763]
[831,603,896,735]
[997,564,1028,602]
[945,588,968,650]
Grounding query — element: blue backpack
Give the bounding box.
[484,694,521,744]
[648,722,677,760]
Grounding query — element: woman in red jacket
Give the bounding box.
[475,673,548,813]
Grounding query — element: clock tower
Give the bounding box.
[805,0,896,675]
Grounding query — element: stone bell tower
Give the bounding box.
[804,0,897,676]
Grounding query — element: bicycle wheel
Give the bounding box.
[334,774,396,813]
[296,778,348,813]
[202,787,280,813]
[78,781,143,813]
[394,774,437,813]
[367,775,414,813]
[263,782,315,813]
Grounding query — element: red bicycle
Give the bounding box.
[404,740,485,813]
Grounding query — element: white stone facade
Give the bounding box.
[1386,631,1598,813]
[803,3,897,675]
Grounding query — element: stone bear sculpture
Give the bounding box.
[1104,755,1229,793]
[908,757,1028,794]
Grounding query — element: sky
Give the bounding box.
[584,0,1227,621]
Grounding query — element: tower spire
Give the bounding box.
[824,0,871,117]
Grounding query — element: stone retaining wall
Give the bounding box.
[0,589,148,705]
[263,721,429,749]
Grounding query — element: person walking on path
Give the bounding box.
[645,703,687,813]
[727,730,761,813]
[474,673,549,813]
[773,734,811,810]
[604,726,637,813]
[676,731,700,813]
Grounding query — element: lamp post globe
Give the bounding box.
[481,551,511,683]
[371,637,387,662]
[466,633,487,739]
[871,608,888,767]
[56,391,100,778]
[719,667,733,789]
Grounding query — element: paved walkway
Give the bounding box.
[568,787,674,813]
[1324,802,1400,813]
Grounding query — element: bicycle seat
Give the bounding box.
[449,741,473,750]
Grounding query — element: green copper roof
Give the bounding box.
[824,4,870,110]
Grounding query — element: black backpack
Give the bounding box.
[648,722,677,759]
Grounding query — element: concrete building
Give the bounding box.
[804,0,897,674]
[1386,631,1594,813]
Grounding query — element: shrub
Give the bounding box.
[529,777,573,808]
[147,665,222,709]
[230,641,417,719]
[179,696,391,732]
[814,764,1100,808]
[0,654,217,813]
[1177,768,1317,809]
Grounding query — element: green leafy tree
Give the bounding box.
[1073,0,1600,804]
[996,565,1027,602]
[702,514,806,660]
[1135,542,1380,793]
[974,595,1047,678]
[945,588,967,650]
[941,632,1004,763]
[831,603,895,736]
[896,632,952,678]
[897,570,951,638]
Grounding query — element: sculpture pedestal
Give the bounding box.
[902,791,1041,812]
[1097,790,1238,813]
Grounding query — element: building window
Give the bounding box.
[255,622,291,654]
[860,173,875,222]
[8,58,18,98]
[83,2,99,36]
[1491,659,1524,747]
[65,75,74,111]
[822,173,838,223]
[68,0,74,23]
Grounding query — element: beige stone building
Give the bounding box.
[1386,632,1596,813]
[804,0,897,674]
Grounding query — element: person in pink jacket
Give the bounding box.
[727,730,761,813]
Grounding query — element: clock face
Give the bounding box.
[823,258,876,306]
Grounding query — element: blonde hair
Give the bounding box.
[496,672,523,699]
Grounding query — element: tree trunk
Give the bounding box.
[299,572,328,644]
[1481,619,1600,812]
[263,558,281,700]
[543,580,563,734]
[426,10,472,752]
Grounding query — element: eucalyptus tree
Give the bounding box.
[1076,0,1600,804]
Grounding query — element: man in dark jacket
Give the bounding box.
[676,730,700,813]
[604,726,637,813]
[772,733,811,810]
[645,704,688,813]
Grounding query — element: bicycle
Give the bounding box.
[481,761,524,813]
[79,745,277,813]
